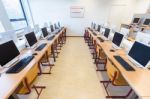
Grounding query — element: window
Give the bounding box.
[2,0,28,30]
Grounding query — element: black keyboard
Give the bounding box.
[114,56,135,71]
[93,32,97,36]
[97,37,104,42]
[47,36,55,41]
[6,56,34,73]
[35,43,47,51]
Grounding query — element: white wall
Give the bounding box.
[29,0,112,36]
[0,0,13,31]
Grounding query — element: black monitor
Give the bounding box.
[97,25,101,32]
[54,23,58,29]
[25,32,37,47]
[104,28,110,38]
[50,25,54,32]
[58,22,60,27]
[0,40,20,66]
[112,32,124,47]
[93,23,96,29]
[143,19,150,25]
[133,18,140,24]
[128,41,150,68]
[42,27,48,37]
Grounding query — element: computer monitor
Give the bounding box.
[104,28,110,38]
[143,19,150,25]
[97,25,101,32]
[112,32,124,49]
[58,22,61,27]
[25,32,37,47]
[128,41,150,68]
[91,22,93,28]
[0,40,20,67]
[41,27,48,38]
[93,23,96,30]
[50,25,54,32]
[120,28,129,38]
[54,23,58,30]
[133,18,140,24]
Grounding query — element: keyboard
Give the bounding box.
[6,56,34,73]
[35,43,47,51]
[114,56,135,71]
[93,32,97,36]
[97,37,104,42]
[47,36,55,41]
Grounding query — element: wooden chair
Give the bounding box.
[100,58,133,98]
[39,46,54,75]
[95,45,107,71]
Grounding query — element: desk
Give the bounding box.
[0,27,66,99]
[87,28,150,99]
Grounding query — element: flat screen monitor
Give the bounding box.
[91,22,93,28]
[58,22,60,27]
[54,23,58,29]
[0,40,20,66]
[93,23,96,29]
[133,18,140,24]
[104,28,110,38]
[112,32,124,47]
[25,32,37,47]
[50,25,54,32]
[42,27,48,37]
[97,25,101,32]
[128,41,150,68]
[143,19,150,25]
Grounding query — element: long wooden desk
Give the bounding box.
[0,28,66,99]
[87,28,150,99]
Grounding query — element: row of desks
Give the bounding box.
[0,28,66,99]
[87,28,150,99]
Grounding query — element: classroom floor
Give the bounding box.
[19,37,135,99]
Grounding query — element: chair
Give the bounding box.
[100,58,132,98]
[39,46,54,75]
[95,45,107,71]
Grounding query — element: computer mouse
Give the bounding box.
[110,49,115,52]
[33,53,38,56]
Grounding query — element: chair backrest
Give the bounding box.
[106,58,128,86]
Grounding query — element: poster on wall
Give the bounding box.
[70,6,85,18]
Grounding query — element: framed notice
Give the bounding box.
[70,6,85,18]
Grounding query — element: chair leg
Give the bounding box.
[32,85,46,99]
[100,80,133,98]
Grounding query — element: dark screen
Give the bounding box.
[42,27,48,37]
[143,19,150,25]
[112,32,124,47]
[54,23,58,29]
[93,23,96,29]
[133,18,140,23]
[58,22,60,27]
[25,32,37,47]
[128,42,150,67]
[104,28,110,38]
[0,40,20,66]
[50,25,54,32]
[97,25,101,32]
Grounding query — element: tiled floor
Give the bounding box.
[19,37,106,99]
[19,37,136,99]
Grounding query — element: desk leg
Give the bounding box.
[51,44,56,62]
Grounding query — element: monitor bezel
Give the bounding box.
[42,27,49,38]
[143,19,150,26]
[112,32,124,48]
[103,28,110,38]
[127,41,150,69]
[25,32,38,47]
[132,17,140,24]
